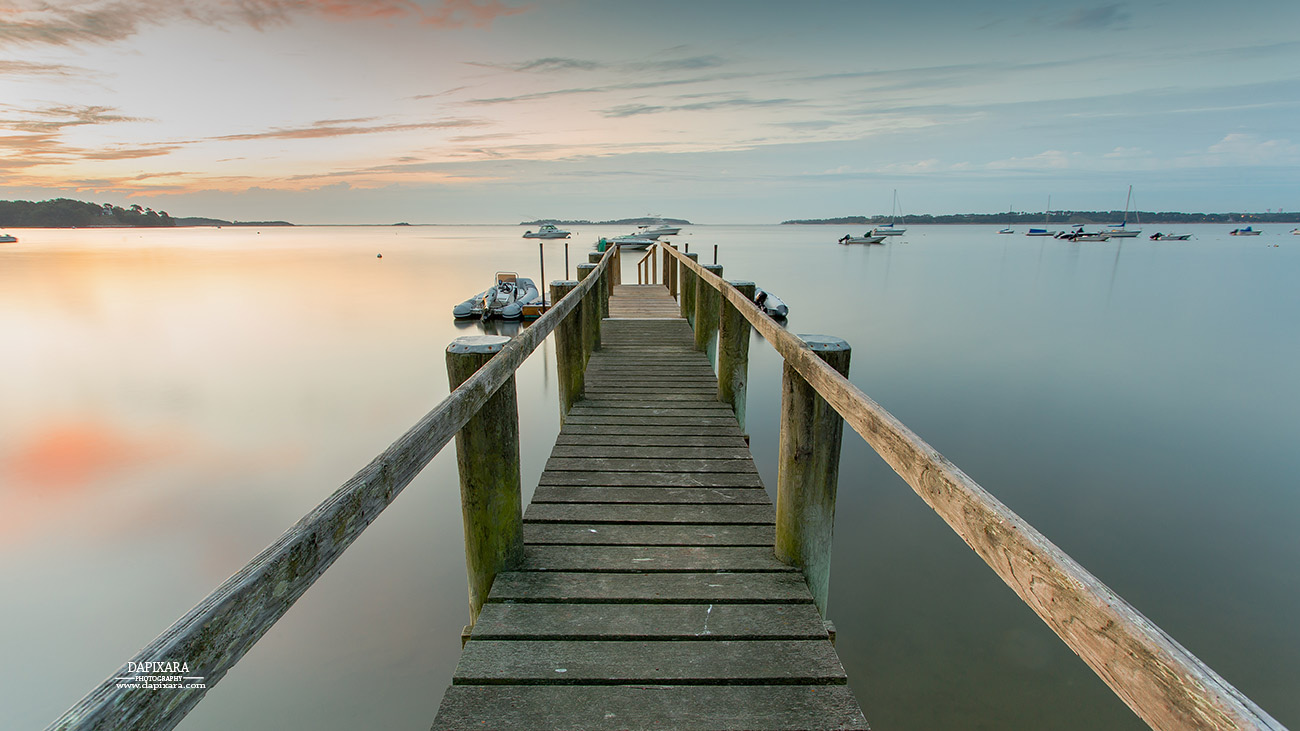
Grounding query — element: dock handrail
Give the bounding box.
[658,242,1284,731]
[635,245,658,284]
[47,246,617,731]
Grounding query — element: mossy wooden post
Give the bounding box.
[576,262,600,357]
[695,264,723,365]
[661,244,672,289]
[550,280,583,421]
[680,252,700,325]
[775,335,852,618]
[718,280,755,431]
[588,252,610,320]
[667,244,679,298]
[446,335,524,626]
[613,245,622,285]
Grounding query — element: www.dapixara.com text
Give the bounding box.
[114,661,206,690]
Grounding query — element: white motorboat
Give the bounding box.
[0,233,16,243]
[635,222,681,237]
[1150,233,1191,241]
[753,287,788,318]
[522,224,571,239]
[998,227,1015,234]
[838,233,885,245]
[599,235,656,250]
[1058,226,1110,241]
[1291,228,1299,235]
[872,189,907,236]
[452,272,541,320]
[1229,227,1262,236]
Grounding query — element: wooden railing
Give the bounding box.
[47,246,618,731]
[635,245,658,284]
[659,242,1285,731]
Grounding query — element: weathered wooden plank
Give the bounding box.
[523,522,774,546]
[548,445,754,460]
[545,457,757,474]
[536,471,763,488]
[469,602,824,640]
[562,415,740,427]
[519,545,793,572]
[567,407,736,419]
[525,502,774,524]
[554,434,750,448]
[488,571,811,603]
[434,684,868,731]
[576,397,726,408]
[665,245,1285,731]
[453,640,845,685]
[560,424,744,437]
[532,486,767,504]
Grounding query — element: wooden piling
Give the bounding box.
[550,280,583,421]
[446,335,524,626]
[668,244,679,297]
[576,263,601,356]
[718,280,755,432]
[695,264,723,365]
[588,252,610,321]
[680,252,700,325]
[774,335,851,617]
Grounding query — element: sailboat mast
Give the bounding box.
[1123,184,1133,225]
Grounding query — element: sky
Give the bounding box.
[1,0,1297,223]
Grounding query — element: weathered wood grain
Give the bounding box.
[487,571,812,603]
[518,545,794,572]
[661,244,1284,731]
[560,424,746,437]
[433,684,868,731]
[554,434,750,448]
[544,457,757,474]
[523,522,774,546]
[532,486,767,504]
[525,502,774,524]
[547,445,754,460]
[453,640,846,685]
[536,471,763,487]
[469,602,825,640]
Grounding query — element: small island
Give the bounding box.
[0,198,293,228]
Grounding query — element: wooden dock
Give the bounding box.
[432,284,869,730]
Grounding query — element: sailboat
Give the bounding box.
[1026,196,1059,237]
[872,190,907,236]
[1104,186,1142,237]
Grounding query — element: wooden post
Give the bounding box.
[661,244,672,289]
[588,252,609,320]
[613,245,622,285]
[695,264,723,365]
[775,335,851,618]
[668,244,679,298]
[680,252,699,325]
[446,335,524,626]
[576,262,600,356]
[718,280,755,431]
[550,280,583,421]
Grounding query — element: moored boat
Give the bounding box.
[872,189,907,236]
[1229,226,1261,236]
[838,233,885,245]
[452,272,541,320]
[635,222,681,237]
[0,233,16,243]
[598,235,656,250]
[1150,233,1191,241]
[753,287,788,319]
[1058,226,1109,241]
[1103,186,1141,237]
[522,224,571,239]
[998,227,1015,234]
[1025,196,1058,236]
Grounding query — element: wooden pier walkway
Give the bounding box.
[432,284,869,730]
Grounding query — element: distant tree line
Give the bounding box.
[784,211,1300,225]
[0,198,176,227]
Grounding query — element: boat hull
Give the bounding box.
[838,234,885,245]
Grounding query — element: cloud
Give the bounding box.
[601,96,800,118]
[986,150,1079,171]
[0,59,86,77]
[468,54,727,75]
[1204,133,1299,164]
[466,72,765,105]
[0,104,145,133]
[208,116,484,142]
[1057,3,1131,29]
[0,0,528,47]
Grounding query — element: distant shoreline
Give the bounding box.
[784,211,1300,225]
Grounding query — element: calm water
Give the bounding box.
[1,225,1296,729]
